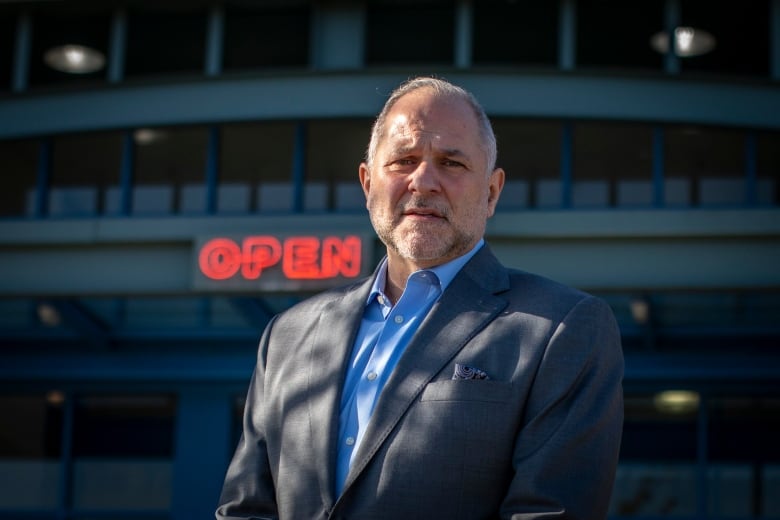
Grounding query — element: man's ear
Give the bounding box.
[359,163,371,200]
[487,167,505,217]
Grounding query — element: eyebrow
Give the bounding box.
[387,144,469,159]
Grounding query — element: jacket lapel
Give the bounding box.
[306,278,374,506]
[342,247,510,492]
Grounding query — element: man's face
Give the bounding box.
[359,88,504,271]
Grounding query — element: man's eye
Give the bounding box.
[443,159,465,168]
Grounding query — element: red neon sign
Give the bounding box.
[198,235,362,282]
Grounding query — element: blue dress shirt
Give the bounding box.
[335,240,485,494]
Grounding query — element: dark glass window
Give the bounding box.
[612,393,699,516]
[125,4,207,78]
[0,12,15,92]
[306,119,371,212]
[576,0,663,71]
[757,131,780,206]
[28,5,111,89]
[573,121,653,208]
[132,126,208,214]
[366,0,454,65]
[491,118,560,209]
[50,132,123,216]
[708,397,780,516]
[680,0,770,78]
[220,121,296,213]
[0,393,63,509]
[0,138,39,217]
[472,0,558,66]
[223,2,310,70]
[72,394,174,511]
[666,125,745,207]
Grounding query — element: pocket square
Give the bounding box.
[452,363,489,380]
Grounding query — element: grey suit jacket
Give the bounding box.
[217,245,624,520]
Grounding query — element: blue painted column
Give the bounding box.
[107,8,126,83]
[652,126,666,208]
[205,5,224,77]
[11,11,31,92]
[664,0,681,75]
[558,0,576,71]
[34,138,52,218]
[171,387,233,520]
[560,122,573,208]
[745,132,758,206]
[292,122,307,213]
[119,131,135,215]
[772,0,780,81]
[454,0,472,69]
[205,126,220,214]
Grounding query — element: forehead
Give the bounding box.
[380,90,482,152]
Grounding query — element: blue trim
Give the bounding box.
[696,393,709,517]
[772,0,780,81]
[58,393,75,516]
[454,0,472,69]
[108,9,127,84]
[664,0,681,75]
[34,138,51,218]
[558,0,576,71]
[560,122,573,208]
[652,126,665,208]
[745,132,758,206]
[292,121,307,213]
[119,131,135,215]
[3,74,780,139]
[11,12,31,93]
[205,126,220,214]
[205,5,224,77]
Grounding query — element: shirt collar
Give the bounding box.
[367,239,485,306]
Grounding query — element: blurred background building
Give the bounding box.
[0,0,778,518]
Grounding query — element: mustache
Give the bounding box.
[398,198,449,218]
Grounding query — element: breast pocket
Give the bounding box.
[420,380,512,403]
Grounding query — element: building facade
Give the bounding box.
[1,1,779,519]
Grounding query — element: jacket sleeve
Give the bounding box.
[501,295,624,520]
[216,318,279,520]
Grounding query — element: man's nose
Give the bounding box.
[408,161,441,193]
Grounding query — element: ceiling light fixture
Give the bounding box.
[653,389,700,415]
[44,44,106,74]
[650,26,716,58]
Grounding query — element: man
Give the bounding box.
[216,77,624,520]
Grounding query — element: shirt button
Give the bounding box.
[394,315,404,324]
[367,372,377,381]
[345,437,355,446]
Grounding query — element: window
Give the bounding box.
[472,0,558,66]
[0,393,63,510]
[708,397,780,517]
[573,121,654,208]
[613,393,700,516]
[50,132,123,217]
[0,12,14,92]
[72,394,175,511]
[223,1,310,71]
[666,125,745,207]
[365,0,454,66]
[680,0,770,78]
[125,4,207,78]
[576,0,663,71]
[306,119,371,212]
[132,126,208,215]
[0,138,38,217]
[220,121,296,213]
[757,131,780,206]
[491,118,560,209]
